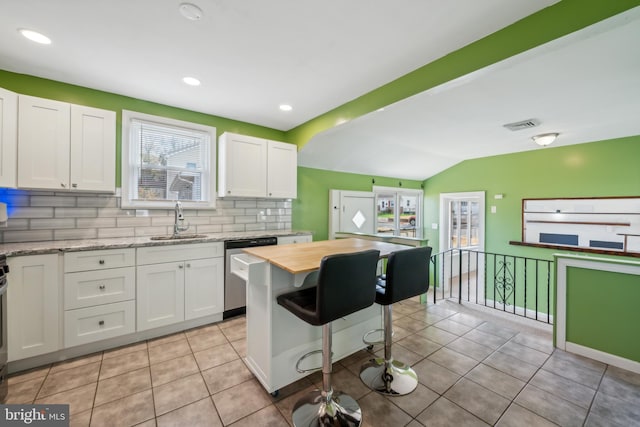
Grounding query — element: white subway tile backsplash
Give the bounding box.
[55,207,98,218]
[195,224,223,233]
[0,191,292,243]
[30,218,76,230]
[76,217,117,228]
[76,197,118,208]
[54,228,98,241]
[30,195,76,207]
[11,207,54,219]
[97,227,136,239]
[116,217,152,227]
[4,230,54,242]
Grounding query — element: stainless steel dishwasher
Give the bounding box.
[224,237,277,318]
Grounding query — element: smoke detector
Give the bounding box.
[503,118,540,132]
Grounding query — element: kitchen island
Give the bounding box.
[232,238,410,393]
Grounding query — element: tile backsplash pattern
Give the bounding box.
[0,189,292,243]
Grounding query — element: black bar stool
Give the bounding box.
[277,249,380,427]
[359,246,432,395]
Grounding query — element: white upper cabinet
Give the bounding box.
[70,105,116,192]
[218,132,297,199]
[0,88,18,188]
[267,140,297,198]
[17,95,115,192]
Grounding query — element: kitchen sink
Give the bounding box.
[149,234,208,241]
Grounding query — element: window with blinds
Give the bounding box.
[121,111,216,209]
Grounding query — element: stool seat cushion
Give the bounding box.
[276,249,380,326]
[375,246,432,306]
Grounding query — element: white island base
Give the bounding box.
[234,253,382,394]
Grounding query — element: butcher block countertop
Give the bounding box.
[242,237,410,274]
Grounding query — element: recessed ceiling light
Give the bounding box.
[182,76,201,86]
[19,29,51,45]
[279,104,292,112]
[179,3,203,20]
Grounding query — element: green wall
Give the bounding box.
[293,167,422,241]
[422,136,640,258]
[0,70,286,187]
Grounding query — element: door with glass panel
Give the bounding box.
[439,192,485,301]
[374,189,421,238]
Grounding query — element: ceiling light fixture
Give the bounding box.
[182,76,201,86]
[179,3,203,21]
[279,104,293,112]
[532,132,559,147]
[19,29,52,45]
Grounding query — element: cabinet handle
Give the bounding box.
[98,320,105,326]
[186,263,191,268]
[227,190,231,194]
[99,260,105,265]
[99,285,106,290]
[60,183,66,188]
[72,183,78,188]
[269,192,272,196]
[178,264,184,269]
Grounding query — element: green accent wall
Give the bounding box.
[422,136,640,259]
[293,167,422,241]
[566,265,640,362]
[0,70,286,187]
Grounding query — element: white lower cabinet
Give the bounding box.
[64,301,135,348]
[63,249,136,347]
[8,254,61,361]
[136,243,224,331]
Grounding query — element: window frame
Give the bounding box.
[121,110,216,209]
[372,185,423,238]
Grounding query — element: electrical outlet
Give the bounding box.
[491,206,497,213]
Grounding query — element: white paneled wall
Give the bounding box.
[0,189,292,243]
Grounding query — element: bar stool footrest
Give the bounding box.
[295,349,333,374]
[359,357,418,396]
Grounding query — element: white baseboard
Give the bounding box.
[565,342,640,374]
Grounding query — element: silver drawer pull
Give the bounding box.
[178,264,184,269]
[99,285,106,290]
[99,260,105,265]
[98,320,105,326]
[186,263,191,268]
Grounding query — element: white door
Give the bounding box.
[329,190,375,239]
[439,192,485,300]
[184,257,224,320]
[8,254,60,361]
[0,88,17,188]
[70,105,116,192]
[267,140,297,198]
[17,95,71,190]
[136,262,185,330]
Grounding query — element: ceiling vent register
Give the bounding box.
[502,118,540,132]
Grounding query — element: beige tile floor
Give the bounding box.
[6,299,640,426]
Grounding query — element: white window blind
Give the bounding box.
[121,111,216,209]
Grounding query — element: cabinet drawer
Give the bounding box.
[64,300,135,348]
[65,248,135,272]
[64,267,135,309]
[137,242,223,265]
[277,235,312,245]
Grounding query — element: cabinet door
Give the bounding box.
[17,95,71,190]
[267,140,297,198]
[70,105,116,192]
[8,254,60,361]
[184,257,224,320]
[0,88,18,188]
[219,133,267,197]
[136,263,185,331]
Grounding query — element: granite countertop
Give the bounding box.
[0,230,313,257]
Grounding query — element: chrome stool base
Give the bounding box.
[359,357,418,396]
[292,389,362,427]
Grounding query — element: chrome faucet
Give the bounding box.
[173,201,190,236]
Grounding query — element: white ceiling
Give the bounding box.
[0,0,557,131]
[299,7,640,180]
